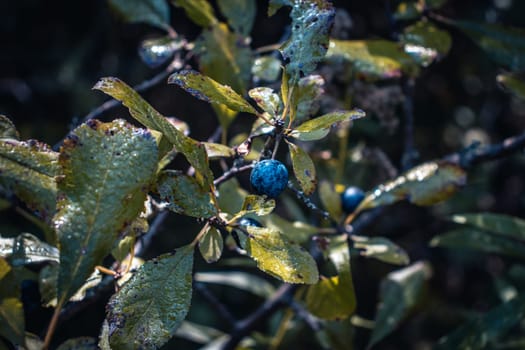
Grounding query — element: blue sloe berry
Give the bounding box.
[250,159,289,198]
[341,186,365,213]
[237,217,263,228]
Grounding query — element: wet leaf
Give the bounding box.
[430,228,525,259]
[56,337,97,350]
[0,233,59,266]
[217,0,256,36]
[109,0,170,31]
[252,56,282,83]
[369,261,431,348]
[138,36,185,68]
[195,271,276,298]
[0,258,24,346]
[288,142,317,195]
[0,115,19,140]
[261,214,318,243]
[237,226,318,284]
[289,109,366,141]
[280,0,335,79]
[248,87,281,118]
[357,161,466,213]
[319,180,342,220]
[306,241,356,320]
[352,236,409,266]
[326,39,419,80]
[294,75,325,124]
[171,0,217,27]
[199,226,223,263]
[93,77,214,190]
[54,119,158,302]
[447,19,525,70]
[0,139,58,221]
[168,70,257,115]
[497,72,525,100]
[157,170,217,218]
[436,296,525,350]
[107,245,194,350]
[238,195,276,217]
[400,20,452,66]
[203,142,235,159]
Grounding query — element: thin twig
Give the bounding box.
[213,163,254,186]
[194,282,237,327]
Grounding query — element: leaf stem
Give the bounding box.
[191,222,210,247]
[42,298,65,349]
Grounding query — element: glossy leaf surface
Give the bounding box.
[171,0,217,27]
[109,0,170,30]
[107,246,194,350]
[353,236,409,265]
[248,87,281,118]
[238,195,276,217]
[400,20,452,66]
[0,233,59,266]
[195,271,276,298]
[288,142,317,195]
[289,109,366,141]
[497,72,525,99]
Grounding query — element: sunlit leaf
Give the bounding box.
[174,321,225,344]
[217,0,256,36]
[289,109,366,141]
[0,115,19,140]
[400,20,452,67]
[217,178,248,215]
[107,245,194,350]
[357,161,466,213]
[497,72,525,100]
[0,258,24,346]
[157,170,217,218]
[368,261,431,348]
[203,142,235,159]
[352,236,409,265]
[199,226,223,263]
[436,296,525,349]
[319,180,342,220]
[168,70,257,115]
[237,226,318,284]
[450,212,525,241]
[171,0,217,27]
[108,0,170,31]
[306,241,356,320]
[138,36,185,68]
[293,75,325,124]
[54,119,158,302]
[249,87,281,118]
[445,18,525,71]
[195,271,276,298]
[288,142,317,195]
[252,56,282,83]
[326,39,419,80]
[261,214,318,243]
[280,0,335,79]
[93,77,213,190]
[0,139,58,221]
[0,233,59,266]
[56,337,97,350]
[238,195,276,217]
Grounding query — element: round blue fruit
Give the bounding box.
[238,217,263,228]
[250,159,289,198]
[341,186,365,213]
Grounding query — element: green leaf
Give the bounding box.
[450,212,525,241]
[195,271,276,298]
[430,228,525,259]
[288,142,317,195]
[0,233,59,266]
[352,236,409,266]
[268,0,290,16]
[445,18,525,70]
[436,296,525,350]
[217,0,256,36]
[280,0,335,79]
[261,214,318,243]
[393,2,423,21]
[108,0,170,31]
[171,0,217,27]
[168,70,257,115]
[238,195,276,217]
[157,170,217,218]
[237,226,319,284]
[248,87,281,118]
[368,261,431,348]
[56,337,98,350]
[0,115,19,140]
[54,119,158,302]
[93,77,214,190]
[0,258,24,346]
[326,39,420,80]
[400,20,452,67]
[39,264,58,307]
[497,72,525,100]
[252,56,282,83]
[294,75,325,124]
[306,242,356,320]
[203,142,235,159]
[217,178,247,214]
[289,109,366,141]
[199,226,223,263]
[0,139,58,221]
[107,245,194,350]
[318,180,342,220]
[174,321,225,344]
[358,161,466,212]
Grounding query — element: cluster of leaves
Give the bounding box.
[1,0,525,349]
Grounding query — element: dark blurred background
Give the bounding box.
[1,0,525,349]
